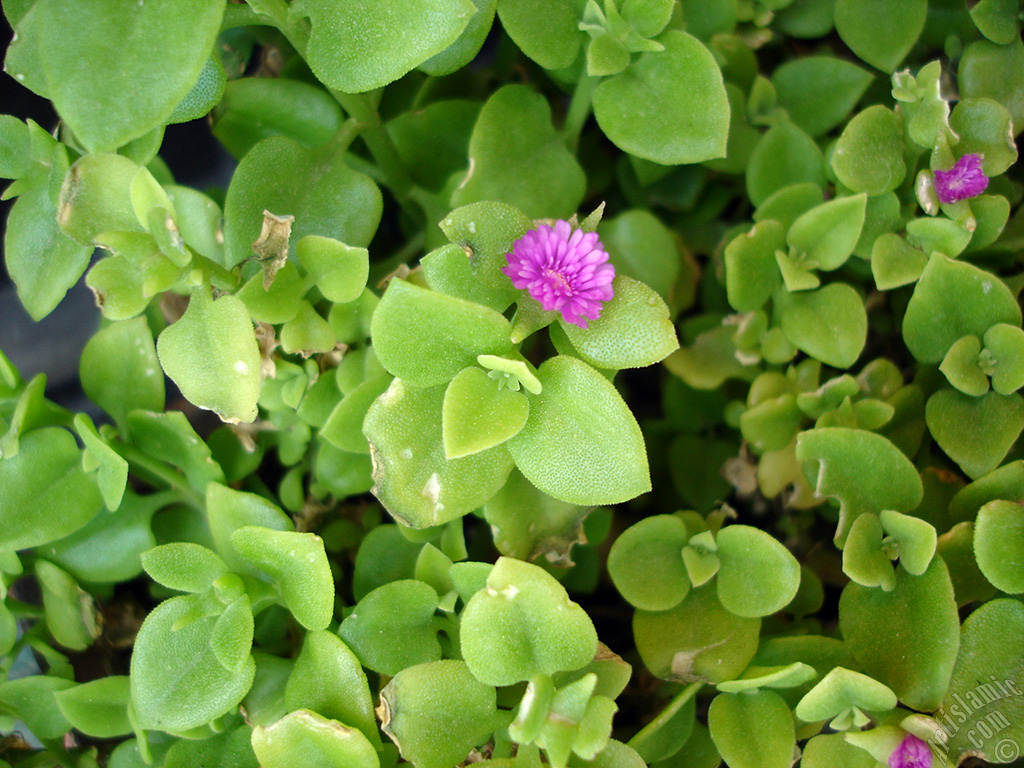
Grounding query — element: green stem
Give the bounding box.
[221,0,288,31]
[626,681,705,750]
[115,444,204,510]
[563,74,599,154]
[330,118,364,155]
[330,90,415,201]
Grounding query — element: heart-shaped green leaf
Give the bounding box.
[903,253,1022,364]
[839,557,959,711]
[842,513,896,590]
[786,194,867,272]
[974,500,1024,593]
[379,660,497,768]
[223,135,381,267]
[290,0,475,93]
[939,599,1024,760]
[593,30,729,165]
[559,275,679,370]
[252,710,380,768]
[608,515,690,611]
[777,283,867,369]
[460,557,597,686]
[296,235,369,304]
[725,220,785,313]
[363,380,514,527]
[715,525,801,618]
[34,0,226,152]
[452,84,585,219]
[834,0,926,72]
[926,388,1024,479]
[795,428,923,545]
[442,367,529,459]
[285,630,381,749]
[495,0,586,70]
[983,324,1024,394]
[371,279,514,387]
[156,289,262,424]
[339,580,442,675]
[0,428,103,551]
[831,105,906,196]
[794,667,897,723]
[507,356,650,505]
[879,509,937,576]
[230,527,334,630]
[634,585,760,684]
[130,595,256,733]
[939,335,989,397]
[708,690,795,768]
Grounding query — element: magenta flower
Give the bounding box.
[502,220,615,328]
[933,154,988,204]
[889,734,932,768]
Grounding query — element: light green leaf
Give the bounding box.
[926,388,1024,480]
[339,580,442,676]
[786,194,866,272]
[371,279,514,387]
[724,220,785,312]
[130,595,256,733]
[230,527,334,630]
[212,77,345,161]
[507,356,650,505]
[708,690,795,768]
[496,0,586,69]
[452,84,585,219]
[795,427,923,545]
[380,660,497,768]
[939,599,1024,761]
[290,0,475,92]
[80,318,164,426]
[4,183,90,320]
[839,557,960,711]
[593,31,729,165]
[36,559,101,651]
[560,275,678,369]
[223,135,381,267]
[252,710,380,768]
[634,585,760,684]
[461,557,597,686]
[834,0,926,72]
[34,0,226,152]
[973,500,1024,594]
[777,283,867,369]
[285,630,381,749]
[156,289,262,424]
[831,105,906,196]
[140,543,229,593]
[716,525,801,618]
[903,253,1021,364]
[296,235,369,304]
[55,677,132,739]
[363,380,515,527]
[608,515,690,611]
[0,428,103,550]
[443,367,529,458]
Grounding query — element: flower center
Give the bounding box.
[544,268,573,296]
